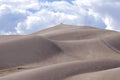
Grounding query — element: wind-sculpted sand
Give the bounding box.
[0,24,120,80]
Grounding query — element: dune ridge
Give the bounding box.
[0,35,62,69]
[0,24,120,80]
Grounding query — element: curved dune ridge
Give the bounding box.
[0,24,120,80]
[0,36,62,69]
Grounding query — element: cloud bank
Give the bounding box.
[0,0,120,34]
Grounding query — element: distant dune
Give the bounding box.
[0,24,120,80]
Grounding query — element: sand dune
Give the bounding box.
[0,24,120,80]
[0,36,61,69]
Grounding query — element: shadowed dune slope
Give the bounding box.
[102,33,120,53]
[0,36,62,69]
[1,24,120,80]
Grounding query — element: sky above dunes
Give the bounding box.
[0,0,120,34]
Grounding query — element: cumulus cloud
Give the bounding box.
[75,0,120,31]
[0,0,119,34]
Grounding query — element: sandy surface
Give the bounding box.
[0,24,120,80]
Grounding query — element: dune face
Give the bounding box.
[0,36,61,69]
[0,24,120,80]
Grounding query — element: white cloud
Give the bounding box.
[16,9,80,34]
[76,0,120,31]
[0,0,120,35]
[0,4,28,34]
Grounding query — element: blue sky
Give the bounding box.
[0,0,120,34]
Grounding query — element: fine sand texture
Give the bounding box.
[0,24,120,80]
